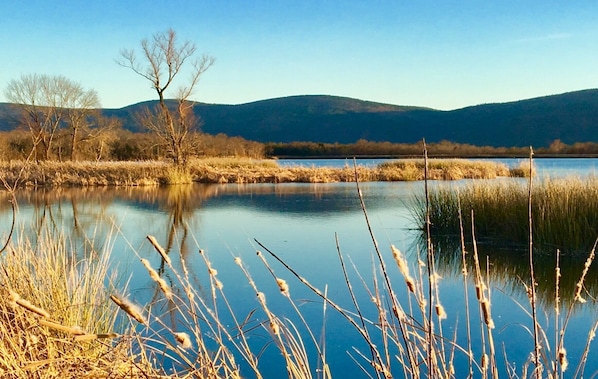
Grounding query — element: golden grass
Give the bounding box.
[416,176,598,253]
[0,158,523,188]
[0,228,157,378]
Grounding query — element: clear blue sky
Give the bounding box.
[2,1,598,110]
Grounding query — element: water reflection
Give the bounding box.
[430,236,598,308]
[0,182,597,376]
[3,183,595,308]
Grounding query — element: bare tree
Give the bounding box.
[118,28,214,166]
[63,88,100,161]
[5,74,100,161]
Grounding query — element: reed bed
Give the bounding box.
[0,158,522,188]
[415,176,598,253]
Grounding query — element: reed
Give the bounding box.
[0,158,525,188]
[414,176,598,253]
[0,227,154,378]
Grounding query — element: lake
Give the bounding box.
[1,158,597,377]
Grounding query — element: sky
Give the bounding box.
[2,1,598,110]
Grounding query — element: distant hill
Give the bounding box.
[3,90,598,147]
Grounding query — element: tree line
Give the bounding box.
[265,139,598,158]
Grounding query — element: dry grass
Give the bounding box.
[416,176,598,253]
[0,227,158,378]
[0,158,524,188]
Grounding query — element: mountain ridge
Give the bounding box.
[2,89,598,147]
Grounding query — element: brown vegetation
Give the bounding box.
[0,158,523,188]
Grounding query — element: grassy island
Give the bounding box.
[0,157,526,188]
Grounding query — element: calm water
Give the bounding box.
[1,158,598,377]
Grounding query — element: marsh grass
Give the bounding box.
[0,158,523,188]
[0,227,156,378]
[416,176,598,253]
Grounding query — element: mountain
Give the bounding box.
[3,90,598,147]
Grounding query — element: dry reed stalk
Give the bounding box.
[255,239,390,378]
[10,290,51,318]
[146,235,172,266]
[38,319,85,335]
[140,258,173,301]
[526,147,543,378]
[351,158,415,376]
[110,294,146,325]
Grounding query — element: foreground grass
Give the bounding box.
[0,158,525,188]
[0,229,158,378]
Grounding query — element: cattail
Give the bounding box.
[435,303,447,320]
[270,321,280,336]
[74,333,119,342]
[481,353,489,371]
[146,235,171,266]
[481,299,494,329]
[141,259,173,300]
[10,291,50,318]
[39,319,85,335]
[558,348,568,371]
[234,257,242,266]
[392,305,406,321]
[257,292,266,306]
[276,278,289,296]
[110,294,146,324]
[214,279,223,290]
[391,245,416,293]
[174,332,193,349]
[371,296,381,307]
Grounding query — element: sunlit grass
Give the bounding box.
[0,158,525,188]
[0,227,155,378]
[414,176,598,253]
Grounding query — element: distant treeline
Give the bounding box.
[0,129,265,161]
[3,128,598,162]
[265,139,598,158]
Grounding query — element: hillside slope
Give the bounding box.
[2,90,598,147]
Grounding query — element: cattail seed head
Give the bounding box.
[141,259,173,300]
[110,294,146,325]
[481,299,494,329]
[481,353,489,371]
[146,235,171,266]
[558,348,568,371]
[11,291,50,318]
[435,303,447,320]
[276,278,289,296]
[257,292,266,305]
[174,332,193,349]
[391,245,416,293]
[270,321,280,336]
[476,281,488,300]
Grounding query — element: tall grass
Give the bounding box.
[0,227,156,378]
[0,158,525,188]
[415,176,598,253]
